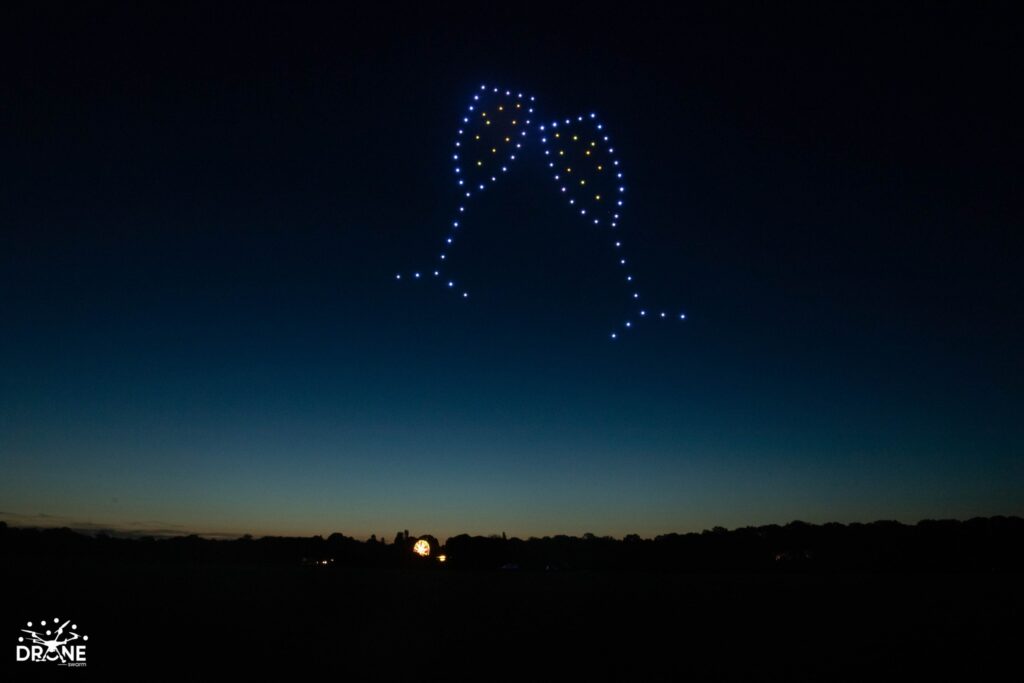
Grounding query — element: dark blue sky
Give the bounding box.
[2,3,1021,539]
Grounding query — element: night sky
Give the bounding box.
[2,3,1021,539]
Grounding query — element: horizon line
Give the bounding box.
[3,512,1020,544]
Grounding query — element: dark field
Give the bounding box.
[3,556,1021,680]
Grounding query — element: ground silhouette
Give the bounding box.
[2,517,1021,679]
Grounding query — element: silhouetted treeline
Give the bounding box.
[2,517,1022,571]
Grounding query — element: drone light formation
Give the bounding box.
[396,84,687,339]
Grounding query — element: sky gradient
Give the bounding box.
[2,3,1022,539]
